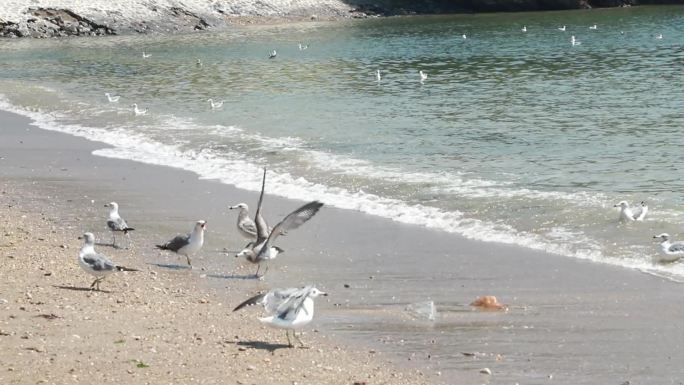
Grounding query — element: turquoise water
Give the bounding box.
[1,6,684,280]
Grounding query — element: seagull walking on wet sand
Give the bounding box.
[105,93,120,103]
[269,50,277,59]
[236,169,323,278]
[653,233,684,263]
[131,103,147,116]
[104,202,134,249]
[419,70,428,83]
[207,98,224,110]
[156,220,206,267]
[233,286,328,347]
[614,201,648,222]
[78,232,137,291]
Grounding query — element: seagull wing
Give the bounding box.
[239,217,258,236]
[274,286,313,320]
[668,242,684,254]
[156,233,190,252]
[107,216,129,231]
[633,204,648,221]
[254,168,271,243]
[82,252,116,272]
[257,201,324,259]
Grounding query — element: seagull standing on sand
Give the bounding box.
[156,220,206,267]
[269,50,277,59]
[653,233,684,263]
[142,51,151,59]
[104,202,134,249]
[105,93,120,103]
[207,98,224,110]
[419,70,428,83]
[236,169,324,278]
[78,232,137,291]
[558,25,566,32]
[233,286,328,347]
[131,103,147,116]
[229,203,258,242]
[614,201,648,222]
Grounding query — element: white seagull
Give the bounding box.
[419,70,428,83]
[614,201,648,222]
[462,34,467,39]
[656,33,663,40]
[131,103,147,116]
[229,203,258,242]
[589,24,598,30]
[571,35,581,46]
[298,43,308,50]
[653,233,684,263]
[269,50,277,59]
[142,51,151,59]
[78,232,137,291]
[521,25,527,32]
[236,169,323,278]
[156,220,206,267]
[207,98,224,110]
[104,202,134,249]
[196,58,203,67]
[376,69,381,82]
[105,93,120,103]
[233,286,328,347]
[558,25,566,32]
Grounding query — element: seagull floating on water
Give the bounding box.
[653,233,684,263]
[614,201,648,222]
[207,98,224,110]
[558,26,566,32]
[571,35,581,46]
[131,103,147,116]
[298,43,308,50]
[521,26,527,32]
[156,220,206,267]
[589,24,598,30]
[233,286,328,347]
[78,232,137,291]
[105,93,120,103]
[269,50,277,59]
[376,69,381,82]
[655,33,663,40]
[142,51,151,59]
[236,169,323,278]
[196,58,203,67]
[462,34,467,39]
[419,70,428,83]
[104,202,134,249]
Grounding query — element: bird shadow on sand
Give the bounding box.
[53,285,112,293]
[232,340,292,353]
[207,273,259,281]
[148,263,192,270]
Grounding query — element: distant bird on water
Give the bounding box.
[462,34,467,40]
[558,25,566,32]
[156,220,206,267]
[207,98,224,110]
[589,24,598,30]
[655,33,663,40]
[614,201,648,223]
[131,103,147,116]
[196,58,203,67]
[142,51,151,58]
[269,50,277,59]
[298,43,308,50]
[521,25,527,32]
[105,93,120,103]
[78,232,137,291]
[571,35,581,46]
[419,70,428,83]
[376,69,381,82]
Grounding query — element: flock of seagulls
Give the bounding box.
[76,168,326,347]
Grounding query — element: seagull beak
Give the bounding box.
[77,236,83,240]
[613,204,619,207]
[104,204,109,207]
[321,292,329,297]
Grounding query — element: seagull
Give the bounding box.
[105,93,120,103]
[233,286,328,347]
[207,98,224,110]
[142,51,151,59]
[78,232,137,291]
[558,25,566,32]
[589,24,598,30]
[236,169,323,278]
[269,50,277,59]
[298,43,308,50]
[571,35,581,46]
[131,103,147,116]
[104,202,134,249]
[156,220,206,267]
[521,25,527,32]
[196,58,203,67]
[462,34,467,39]
[656,33,663,40]
[229,203,258,242]
[376,69,381,82]
[653,233,684,263]
[419,70,428,83]
[614,201,648,222]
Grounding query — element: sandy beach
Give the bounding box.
[0,111,442,384]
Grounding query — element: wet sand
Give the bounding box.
[2,109,684,384]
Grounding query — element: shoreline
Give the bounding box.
[0,109,443,384]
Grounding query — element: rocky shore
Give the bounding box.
[0,0,679,38]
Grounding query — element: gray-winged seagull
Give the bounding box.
[78,232,137,291]
[104,202,134,249]
[653,233,684,263]
[233,286,328,347]
[156,220,206,267]
[614,201,648,222]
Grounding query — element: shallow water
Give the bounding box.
[1,7,684,383]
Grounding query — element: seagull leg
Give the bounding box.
[186,255,192,267]
[112,232,117,248]
[254,264,261,278]
[90,278,98,290]
[293,331,307,348]
[286,330,293,348]
[125,232,133,250]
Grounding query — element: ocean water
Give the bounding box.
[2,6,684,384]
[2,7,683,280]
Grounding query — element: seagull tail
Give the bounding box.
[116,265,139,272]
[233,293,266,312]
